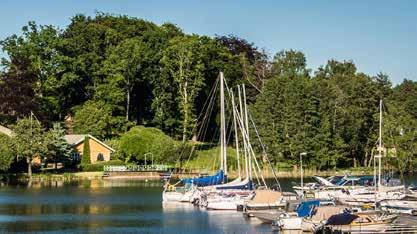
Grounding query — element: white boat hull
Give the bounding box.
[162,190,195,203]
[206,200,240,210]
[274,217,303,230]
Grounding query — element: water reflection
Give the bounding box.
[0,176,415,233]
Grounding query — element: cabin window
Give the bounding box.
[355,217,371,223]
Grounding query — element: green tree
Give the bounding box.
[0,133,15,171]
[161,36,205,142]
[11,117,46,178]
[271,50,310,78]
[45,123,72,169]
[73,100,128,139]
[81,136,91,165]
[99,38,149,121]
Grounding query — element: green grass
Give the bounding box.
[183,146,246,173]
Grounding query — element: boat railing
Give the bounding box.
[103,165,168,172]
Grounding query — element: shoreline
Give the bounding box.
[0,167,376,182]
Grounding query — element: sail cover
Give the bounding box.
[182,170,226,187]
[296,200,320,217]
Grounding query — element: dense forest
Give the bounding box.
[1,13,416,174]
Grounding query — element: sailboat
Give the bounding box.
[335,100,405,206]
[163,72,249,203]
[198,75,258,210]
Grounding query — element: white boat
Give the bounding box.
[334,185,405,206]
[251,210,286,224]
[162,185,197,203]
[272,199,337,231]
[316,212,397,233]
[379,197,417,215]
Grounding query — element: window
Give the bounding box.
[71,152,80,161]
[97,153,104,161]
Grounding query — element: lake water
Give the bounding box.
[0,176,416,233]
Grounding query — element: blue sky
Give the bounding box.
[1,0,416,84]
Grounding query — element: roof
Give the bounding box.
[0,125,13,137]
[64,134,115,152]
[64,134,86,145]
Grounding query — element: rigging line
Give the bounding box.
[225,108,235,174]
[198,82,218,143]
[231,90,241,179]
[238,108,267,186]
[248,109,281,191]
[197,78,219,140]
[222,78,267,186]
[195,77,220,122]
[182,77,219,170]
[186,90,220,174]
[167,76,220,181]
[225,87,267,187]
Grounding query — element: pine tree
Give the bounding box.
[45,123,72,169]
[81,136,91,165]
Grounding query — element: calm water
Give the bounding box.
[0,176,416,234]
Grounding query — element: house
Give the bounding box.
[1,124,113,165]
[65,134,115,164]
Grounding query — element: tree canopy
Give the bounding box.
[1,13,416,172]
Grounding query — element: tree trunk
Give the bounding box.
[182,105,188,142]
[126,90,130,121]
[27,157,32,179]
[182,81,188,142]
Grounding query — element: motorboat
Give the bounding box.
[315,211,397,233]
[271,199,336,230]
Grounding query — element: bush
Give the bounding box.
[79,159,126,172]
[119,126,175,163]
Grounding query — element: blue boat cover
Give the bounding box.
[326,212,359,225]
[182,170,227,187]
[296,200,320,217]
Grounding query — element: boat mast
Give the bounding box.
[231,90,241,179]
[378,99,383,191]
[238,86,249,179]
[242,85,252,181]
[220,72,227,177]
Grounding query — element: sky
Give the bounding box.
[1,0,416,84]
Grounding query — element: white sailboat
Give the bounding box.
[203,80,258,210]
[335,100,405,206]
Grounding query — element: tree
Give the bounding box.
[0,133,14,171]
[272,50,310,78]
[81,136,91,165]
[100,38,149,121]
[161,36,205,142]
[45,123,72,169]
[73,100,128,139]
[0,57,38,123]
[216,35,270,95]
[0,22,63,123]
[11,117,46,178]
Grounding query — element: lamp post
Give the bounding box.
[300,152,307,197]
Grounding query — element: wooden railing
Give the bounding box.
[103,165,168,172]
